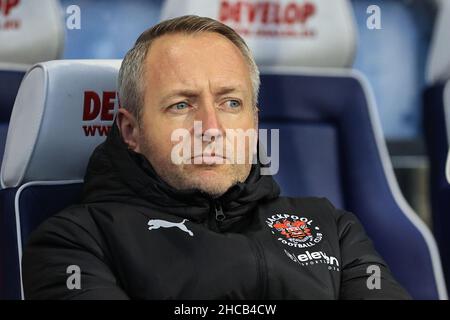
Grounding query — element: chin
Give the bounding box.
[188,173,234,196]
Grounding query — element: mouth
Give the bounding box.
[190,154,229,165]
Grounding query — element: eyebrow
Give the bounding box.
[214,85,244,96]
[160,85,245,105]
[160,89,199,104]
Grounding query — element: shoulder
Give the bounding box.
[262,196,359,233]
[266,196,341,217]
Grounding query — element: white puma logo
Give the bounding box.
[147,218,194,237]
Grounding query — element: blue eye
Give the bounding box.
[168,102,190,113]
[174,102,189,110]
[226,100,241,109]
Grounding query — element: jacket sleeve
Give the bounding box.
[22,213,129,300]
[334,208,411,300]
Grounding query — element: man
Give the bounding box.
[22,15,410,299]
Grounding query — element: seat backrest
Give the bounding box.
[1,60,121,187]
[0,0,64,64]
[259,67,448,300]
[0,60,121,299]
[161,0,356,68]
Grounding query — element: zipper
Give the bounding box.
[214,202,226,222]
[207,200,226,231]
[208,199,268,298]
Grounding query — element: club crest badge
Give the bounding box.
[266,214,322,249]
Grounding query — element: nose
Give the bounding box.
[195,102,223,140]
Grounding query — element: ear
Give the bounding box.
[117,108,141,153]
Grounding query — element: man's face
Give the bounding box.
[135,32,257,197]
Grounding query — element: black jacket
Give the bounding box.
[22,123,410,299]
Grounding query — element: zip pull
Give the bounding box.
[214,202,226,222]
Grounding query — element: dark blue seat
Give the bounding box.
[0,68,26,298]
[0,183,82,299]
[423,80,450,292]
[259,68,448,299]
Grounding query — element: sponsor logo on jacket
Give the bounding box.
[147,218,194,237]
[284,248,340,271]
[266,214,322,248]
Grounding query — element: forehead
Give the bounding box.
[143,32,252,92]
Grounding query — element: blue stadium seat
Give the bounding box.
[0,182,82,299]
[0,65,26,163]
[423,80,450,291]
[259,67,448,299]
[0,60,121,299]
